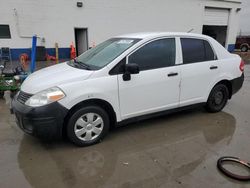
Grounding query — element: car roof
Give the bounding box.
[116,32,210,40]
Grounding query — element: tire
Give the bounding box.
[241,45,248,52]
[67,105,110,147]
[0,91,4,99]
[217,156,250,181]
[205,84,229,113]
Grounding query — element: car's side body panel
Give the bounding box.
[23,33,243,124]
[59,33,243,123]
[12,32,244,142]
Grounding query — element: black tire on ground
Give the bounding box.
[67,105,110,147]
[205,84,229,113]
[0,91,4,99]
[241,45,248,52]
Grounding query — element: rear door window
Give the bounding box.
[181,38,216,64]
[204,40,216,61]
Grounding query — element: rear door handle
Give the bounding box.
[210,66,218,70]
[168,72,178,77]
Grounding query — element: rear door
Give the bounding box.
[179,38,219,106]
[118,38,181,120]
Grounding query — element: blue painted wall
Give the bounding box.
[10,48,31,60]
[10,48,70,60]
[46,48,70,59]
[228,44,235,53]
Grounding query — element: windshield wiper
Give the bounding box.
[73,59,91,70]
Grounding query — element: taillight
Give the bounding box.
[240,60,245,72]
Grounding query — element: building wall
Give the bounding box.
[0,0,241,60]
[204,0,241,52]
[239,0,250,35]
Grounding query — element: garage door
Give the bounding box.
[204,8,229,26]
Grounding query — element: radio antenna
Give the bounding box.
[187,28,194,33]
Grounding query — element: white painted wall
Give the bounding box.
[239,0,250,35]
[204,0,241,48]
[0,0,241,49]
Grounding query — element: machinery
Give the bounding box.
[0,61,22,98]
[0,36,36,98]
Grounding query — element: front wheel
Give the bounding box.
[205,84,229,113]
[67,105,110,147]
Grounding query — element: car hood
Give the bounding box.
[21,62,94,94]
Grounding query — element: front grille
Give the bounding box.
[17,91,33,104]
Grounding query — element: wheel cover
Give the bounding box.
[242,46,247,52]
[214,91,224,105]
[74,113,104,141]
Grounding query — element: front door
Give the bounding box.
[118,38,181,120]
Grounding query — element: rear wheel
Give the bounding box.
[67,105,110,147]
[206,84,229,113]
[241,45,248,52]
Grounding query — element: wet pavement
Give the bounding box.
[0,66,250,188]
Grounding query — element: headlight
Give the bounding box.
[25,87,65,107]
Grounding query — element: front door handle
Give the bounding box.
[168,72,178,77]
[210,66,218,70]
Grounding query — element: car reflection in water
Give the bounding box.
[18,109,236,188]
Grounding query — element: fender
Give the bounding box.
[58,76,121,121]
[205,74,234,101]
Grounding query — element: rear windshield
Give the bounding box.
[68,38,140,70]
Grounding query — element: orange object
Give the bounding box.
[70,42,76,59]
[19,53,29,71]
[46,54,56,61]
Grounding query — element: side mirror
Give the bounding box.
[125,63,140,74]
[123,63,140,81]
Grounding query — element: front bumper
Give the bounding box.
[11,95,68,140]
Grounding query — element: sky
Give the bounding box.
[239,0,250,35]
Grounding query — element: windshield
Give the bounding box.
[68,38,140,70]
